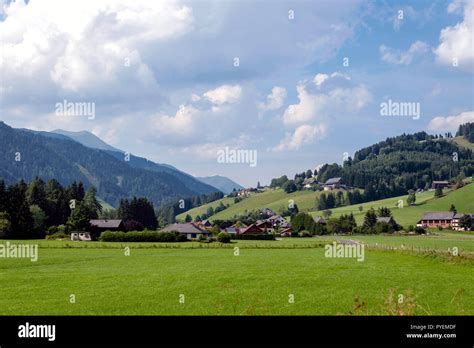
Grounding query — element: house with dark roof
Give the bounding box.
[376,216,398,230]
[432,181,450,189]
[256,220,273,231]
[89,219,124,234]
[323,177,342,190]
[239,224,265,235]
[161,223,210,240]
[417,212,455,229]
[452,213,474,231]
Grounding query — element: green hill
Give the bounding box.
[313,183,474,228]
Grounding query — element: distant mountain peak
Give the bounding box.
[51,129,122,153]
[197,175,243,194]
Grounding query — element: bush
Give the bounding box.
[217,232,231,243]
[99,231,187,242]
[414,226,426,234]
[407,225,414,232]
[299,230,312,237]
[46,231,69,240]
[46,225,59,235]
[374,221,394,234]
[232,234,275,240]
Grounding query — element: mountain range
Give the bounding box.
[197,175,244,194]
[0,122,242,207]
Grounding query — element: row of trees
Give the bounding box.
[0,178,102,239]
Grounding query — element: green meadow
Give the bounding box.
[0,233,473,316]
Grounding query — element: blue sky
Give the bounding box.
[1,0,473,187]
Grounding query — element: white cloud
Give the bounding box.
[152,104,200,139]
[434,0,474,71]
[273,124,327,152]
[0,0,194,93]
[379,41,429,65]
[282,74,372,126]
[258,86,286,111]
[313,74,329,87]
[203,84,242,105]
[427,111,474,132]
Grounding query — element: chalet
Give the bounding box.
[303,177,318,188]
[161,223,210,240]
[376,216,398,230]
[260,208,276,217]
[89,219,124,234]
[432,181,450,189]
[268,215,286,226]
[239,224,265,235]
[280,227,293,237]
[452,213,474,231]
[417,212,455,229]
[256,220,273,231]
[71,232,92,241]
[198,220,212,228]
[323,177,342,190]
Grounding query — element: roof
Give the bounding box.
[268,215,285,221]
[161,223,207,234]
[90,219,123,228]
[454,213,474,219]
[432,181,449,184]
[419,212,455,221]
[376,217,394,223]
[325,177,342,185]
[239,224,264,234]
[225,227,238,234]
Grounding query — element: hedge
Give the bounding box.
[231,234,275,240]
[99,231,187,242]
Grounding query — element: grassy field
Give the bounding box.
[452,136,474,151]
[315,183,474,227]
[0,233,473,316]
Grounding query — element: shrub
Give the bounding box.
[46,231,69,240]
[374,221,393,234]
[407,225,414,232]
[217,232,231,243]
[414,226,426,234]
[46,225,59,235]
[99,231,187,242]
[299,230,312,237]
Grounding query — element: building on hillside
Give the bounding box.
[417,212,455,229]
[197,220,212,228]
[303,177,318,188]
[225,227,239,235]
[71,232,92,241]
[280,227,293,237]
[432,181,450,189]
[376,216,398,230]
[256,220,273,231]
[260,208,276,217]
[239,224,265,235]
[268,215,286,226]
[452,213,474,231]
[161,223,210,240]
[323,177,342,190]
[89,219,124,235]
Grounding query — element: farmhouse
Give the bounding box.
[268,215,286,226]
[89,219,124,234]
[280,227,293,237]
[256,220,273,231]
[417,212,455,229]
[324,177,342,190]
[452,213,474,231]
[432,181,450,189]
[239,224,265,235]
[303,177,318,188]
[161,223,209,240]
[376,217,398,230]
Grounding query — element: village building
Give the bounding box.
[256,220,273,231]
[89,219,124,235]
[239,224,265,235]
[161,223,210,240]
[323,177,342,190]
[280,227,293,237]
[303,177,318,189]
[432,181,450,189]
[452,213,474,231]
[417,212,455,229]
[376,216,398,230]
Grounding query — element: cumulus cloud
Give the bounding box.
[427,111,474,132]
[258,86,286,111]
[282,74,372,126]
[203,84,242,105]
[379,41,429,65]
[0,0,193,94]
[434,0,474,70]
[273,124,327,152]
